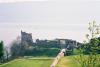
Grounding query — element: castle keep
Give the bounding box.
[21,31,33,46]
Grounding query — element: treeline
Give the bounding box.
[10,38,82,58]
[10,38,61,58]
[73,21,100,67]
[73,37,100,55]
[0,41,9,63]
[0,39,61,63]
[81,38,100,54]
[35,39,60,48]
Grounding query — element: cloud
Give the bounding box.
[0,0,100,3]
[0,0,47,3]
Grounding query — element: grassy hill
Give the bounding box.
[56,56,80,67]
[1,55,100,67]
[0,57,53,67]
[56,55,100,67]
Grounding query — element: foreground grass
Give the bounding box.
[56,55,100,67]
[0,57,53,67]
[56,56,80,67]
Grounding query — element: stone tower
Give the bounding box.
[21,30,33,46]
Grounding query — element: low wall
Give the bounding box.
[50,49,65,67]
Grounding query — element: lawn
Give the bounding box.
[56,56,80,67]
[56,55,100,67]
[0,57,53,67]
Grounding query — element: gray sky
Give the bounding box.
[0,0,100,45]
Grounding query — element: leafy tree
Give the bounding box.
[0,41,4,62]
[10,36,22,58]
[4,47,9,61]
[75,21,100,67]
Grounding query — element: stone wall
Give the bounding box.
[50,49,65,67]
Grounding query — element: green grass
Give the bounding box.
[0,57,53,67]
[1,55,100,67]
[56,55,100,67]
[56,56,80,67]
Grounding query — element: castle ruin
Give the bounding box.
[21,31,33,46]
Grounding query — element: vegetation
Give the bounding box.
[0,41,4,63]
[24,48,60,57]
[10,37,60,58]
[11,42,60,57]
[10,39,21,58]
[56,56,80,67]
[56,55,100,67]
[74,21,100,67]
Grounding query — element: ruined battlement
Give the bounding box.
[21,30,33,45]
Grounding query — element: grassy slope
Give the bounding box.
[56,56,80,67]
[56,55,100,67]
[0,58,53,67]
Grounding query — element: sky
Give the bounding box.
[0,0,100,46]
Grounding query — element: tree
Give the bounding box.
[0,41,4,62]
[75,21,100,67]
[4,47,10,61]
[10,36,22,58]
[10,40,21,58]
[84,21,100,54]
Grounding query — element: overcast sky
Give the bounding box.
[0,0,100,45]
